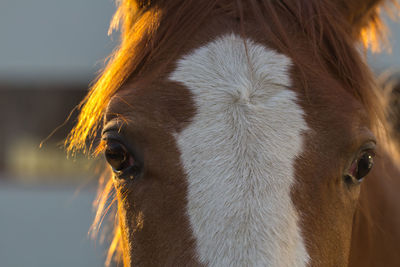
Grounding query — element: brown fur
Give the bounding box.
[105,79,200,266]
[349,151,400,266]
[67,0,400,266]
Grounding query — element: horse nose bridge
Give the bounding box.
[169,33,310,267]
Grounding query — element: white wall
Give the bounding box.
[0,184,106,267]
[0,0,117,83]
[368,17,400,73]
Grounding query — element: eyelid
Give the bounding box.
[358,141,376,155]
[102,131,125,142]
[102,120,125,136]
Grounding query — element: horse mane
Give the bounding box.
[64,0,399,265]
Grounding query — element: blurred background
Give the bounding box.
[0,1,399,267]
[0,0,117,266]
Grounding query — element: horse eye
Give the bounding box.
[105,141,132,172]
[355,151,374,181]
[346,150,375,184]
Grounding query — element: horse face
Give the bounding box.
[99,1,384,266]
[102,31,376,267]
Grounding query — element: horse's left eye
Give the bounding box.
[355,151,374,180]
[346,150,375,184]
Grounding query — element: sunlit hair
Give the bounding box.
[65,0,399,265]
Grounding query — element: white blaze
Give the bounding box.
[170,34,309,267]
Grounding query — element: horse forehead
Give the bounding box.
[169,33,310,266]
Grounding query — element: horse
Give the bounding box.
[66,0,400,266]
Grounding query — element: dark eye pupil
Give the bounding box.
[105,142,128,171]
[356,152,374,180]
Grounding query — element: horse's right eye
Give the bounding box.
[105,141,132,173]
